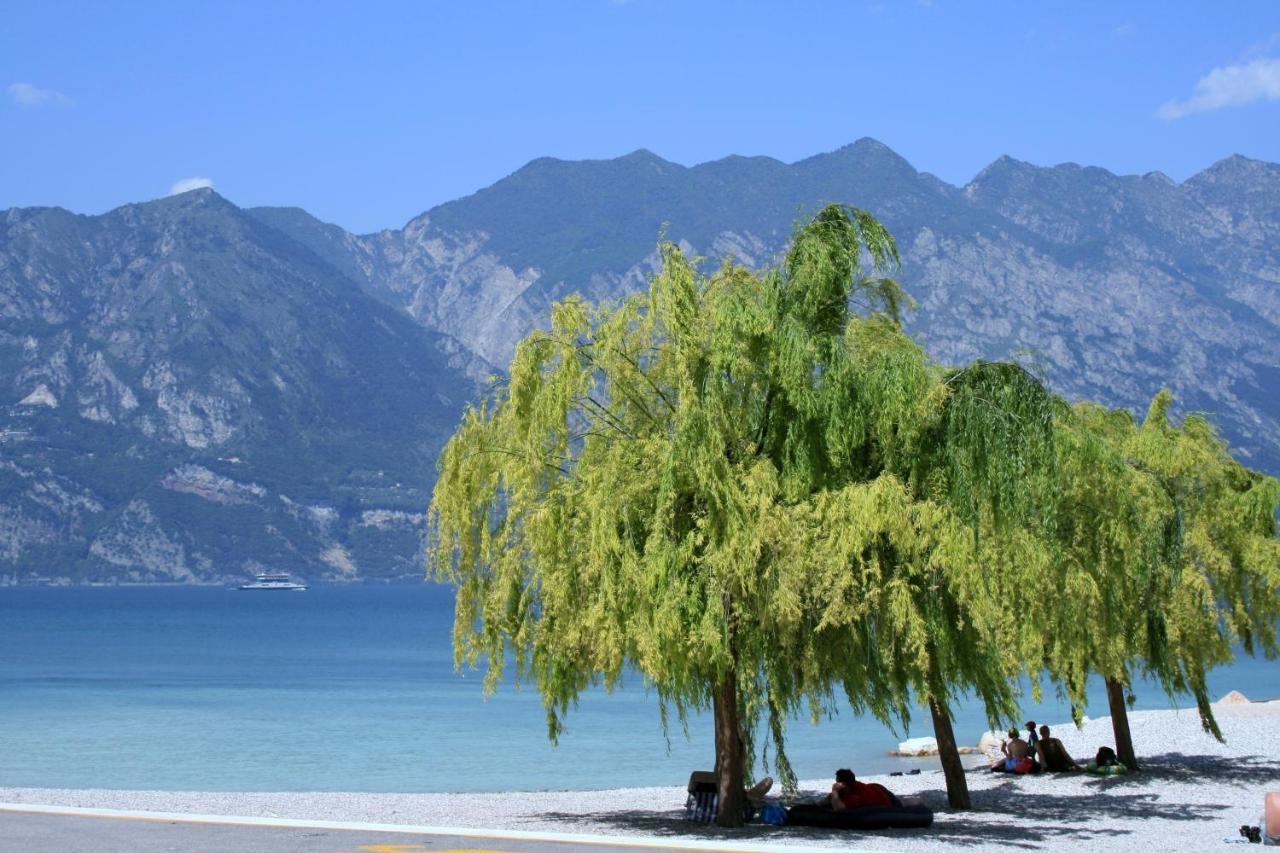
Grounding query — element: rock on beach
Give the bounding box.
[892,735,981,756]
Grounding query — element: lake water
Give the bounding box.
[1,585,1275,793]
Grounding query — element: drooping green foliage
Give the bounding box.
[427,205,1063,808]
[428,201,1280,814]
[1038,392,1280,749]
[1130,392,1280,733]
[1035,403,1180,712]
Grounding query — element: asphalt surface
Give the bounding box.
[0,809,767,853]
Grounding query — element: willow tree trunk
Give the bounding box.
[928,694,971,809]
[1106,676,1139,771]
[712,672,746,827]
[712,591,747,827]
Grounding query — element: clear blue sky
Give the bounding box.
[3,1,1278,233]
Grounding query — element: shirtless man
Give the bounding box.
[991,728,1032,772]
[1036,725,1081,772]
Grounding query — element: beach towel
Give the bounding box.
[685,772,718,822]
[686,787,718,823]
[683,790,755,823]
[683,771,754,823]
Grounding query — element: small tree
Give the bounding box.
[429,205,1069,821]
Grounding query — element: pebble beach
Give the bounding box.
[2,699,1276,852]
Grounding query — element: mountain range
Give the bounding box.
[3,139,1277,583]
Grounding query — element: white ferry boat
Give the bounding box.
[238,572,307,591]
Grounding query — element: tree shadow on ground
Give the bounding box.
[535,751,1273,848]
[927,790,1228,849]
[1106,752,1280,788]
[529,807,783,841]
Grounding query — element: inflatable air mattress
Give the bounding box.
[785,803,934,830]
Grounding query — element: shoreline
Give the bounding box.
[3,703,1277,851]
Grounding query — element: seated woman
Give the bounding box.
[1035,725,1081,772]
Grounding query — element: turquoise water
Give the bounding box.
[1,586,1275,793]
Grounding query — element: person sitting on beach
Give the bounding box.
[827,768,896,811]
[1085,745,1128,773]
[1035,725,1081,772]
[1094,746,1118,767]
[991,728,1034,772]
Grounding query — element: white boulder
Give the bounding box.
[896,736,939,756]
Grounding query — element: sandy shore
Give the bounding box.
[2,701,1277,852]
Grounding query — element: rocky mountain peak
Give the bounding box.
[5,141,1278,585]
[139,186,235,215]
[964,155,1037,196]
[1187,154,1280,192]
[844,136,901,158]
[618,148,672,166]
[802,137,919,179]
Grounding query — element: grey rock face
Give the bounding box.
[4,142,1277,582]
[259,142,1280,475]
[1,190,480,583]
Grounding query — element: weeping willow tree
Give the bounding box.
[797,358,1059,809]
[1035,401,1183,771]
[1038,393,1280,771]
[1123,393,1280,766]
[428,205,1059,824]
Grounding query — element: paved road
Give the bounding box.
[0,808,773,853]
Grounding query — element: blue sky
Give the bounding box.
[2,1,1278,233]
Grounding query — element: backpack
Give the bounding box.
[760,803,788,825]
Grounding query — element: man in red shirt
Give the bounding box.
[829,768,895,811]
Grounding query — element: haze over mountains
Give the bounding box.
[3,139,1277,583]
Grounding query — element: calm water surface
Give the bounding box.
[1,586,1275,792]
